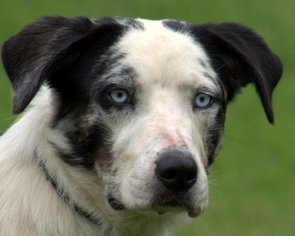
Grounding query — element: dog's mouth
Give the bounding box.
[107,194,204,218]
[107,195,126,211]
[153,204,201,218]
[152,194,204,218]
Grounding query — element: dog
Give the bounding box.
[0,16,282,236]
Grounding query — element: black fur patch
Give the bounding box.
[2,16,96,114]
[51,123,111,169]
[48,19,128,119]
[162,20,188,33]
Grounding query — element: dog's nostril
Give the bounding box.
[187,170,197,181]
[160,170,177,181]
[155,150,198,192]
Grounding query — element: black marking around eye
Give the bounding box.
[95,62,137,112]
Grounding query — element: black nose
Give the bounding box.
[155,150,198,192]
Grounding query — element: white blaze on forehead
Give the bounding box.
[116,19,217,88]
[110,18,220,159]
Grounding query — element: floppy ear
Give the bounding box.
[1,17,94,114]
[192,23,283,123]
[1,16,123,114]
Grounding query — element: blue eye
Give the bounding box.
[109,89,129,104]
[194,93,213,109]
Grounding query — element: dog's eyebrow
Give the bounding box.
[202,71,215,81]
[198,58,208,68]
[192,72,225,101]
[199,69,227,100]
[96,66,137,90]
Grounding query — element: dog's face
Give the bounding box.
[1,17,282,218]
[92,21,225,217]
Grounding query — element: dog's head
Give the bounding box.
[2,17,282,218]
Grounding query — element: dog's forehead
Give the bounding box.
[114,19,217,87]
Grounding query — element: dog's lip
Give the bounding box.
[107,195,125,211]
[153,199,202,218]
[187,206,202,218]
[153,204,201,218]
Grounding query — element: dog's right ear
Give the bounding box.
[1,17,95,114]
[1,16,122,114]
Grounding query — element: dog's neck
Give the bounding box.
[35,152,104,228]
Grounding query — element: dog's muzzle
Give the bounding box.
[108,149,203,217]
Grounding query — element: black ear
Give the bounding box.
[192,23,283,123]
[2,17,94,114]
[1,16,123,114]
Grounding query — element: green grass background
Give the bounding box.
[0,0,294,235]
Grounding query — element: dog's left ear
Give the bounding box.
[192,23,283,123]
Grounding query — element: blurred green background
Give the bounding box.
[0,0,294,235]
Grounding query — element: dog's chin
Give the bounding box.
[107,194,206,218]
[152,198,205,218]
